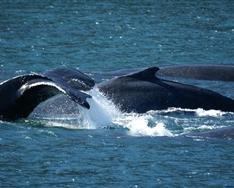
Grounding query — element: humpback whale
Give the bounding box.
[157,65,234,81]
[0,66,233,121]
[0,68,94,121]
[98,67,234,113]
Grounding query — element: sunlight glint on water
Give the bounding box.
[1,0,234,186]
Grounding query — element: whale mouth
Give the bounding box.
[27,88,234,138]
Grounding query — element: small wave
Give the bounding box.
[149,107,230,117]
[42,121,83,130]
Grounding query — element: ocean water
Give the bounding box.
[0,0,234,187]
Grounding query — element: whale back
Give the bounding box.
[44,67,95,91]
[157,65,234,81]
[98,67,234,113]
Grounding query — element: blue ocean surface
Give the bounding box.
[0,0,234,187]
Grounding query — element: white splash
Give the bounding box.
[149,107,227,117]
[125,117,173,137]
[197,125,214,130]
[77,88,173,137]
[49,88,170,136]
[195,108,225,117]
[79,88,122,129]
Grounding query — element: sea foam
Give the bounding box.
[79,88,173,137]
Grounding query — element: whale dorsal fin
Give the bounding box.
[126,67,160,81]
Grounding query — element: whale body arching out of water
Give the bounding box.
[100,65,234,82]
[157,65,234,81]
[0,65,233,138]
[98,67,234,113]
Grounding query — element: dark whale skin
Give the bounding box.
[98,67,234,113]
[157,65,234,81]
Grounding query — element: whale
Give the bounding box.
[98,67,234,113]
[94,65,234,82]
[0,67,95,121]
[0,66,234,121]
[157,65,234,81]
